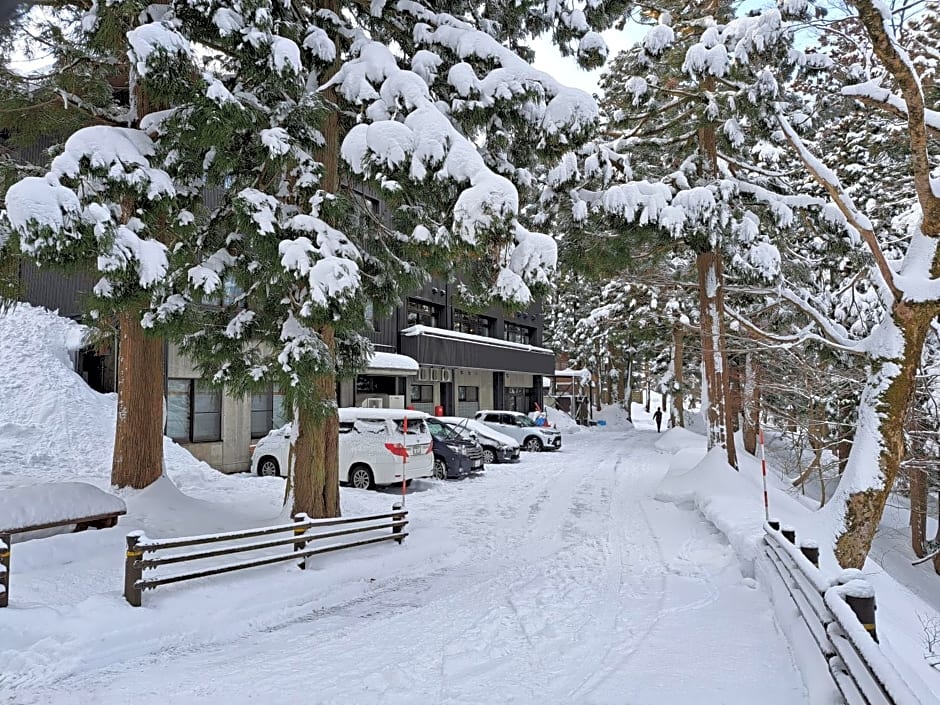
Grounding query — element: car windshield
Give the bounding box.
[394,419,428,437]
[516,415,536,427]
[426,419,459,441]
[444,423,474,441]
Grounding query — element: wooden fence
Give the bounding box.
[125,504,407,606]
[763,522,935,705]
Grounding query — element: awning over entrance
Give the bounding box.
[366,351,419,376]
[399,325,555,375]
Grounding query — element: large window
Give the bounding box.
[410,385,434,403]
[251,385,287,438]
[458,386,479,402]
[167,379,222,442]
[407,299,440,327]
[454,310,491,337]
[504,322,534,345]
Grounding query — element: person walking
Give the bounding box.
[653,407,663,433]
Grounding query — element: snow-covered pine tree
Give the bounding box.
[763,0,940,567]
[1,2,189,489]
[135,0,615,517]
[543,0,829,469]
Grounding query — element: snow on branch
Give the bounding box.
[777,114,900,305]
[331,37,559,304]
[842,79,940,139]
[777,287,870,351]
[726,302,866,355]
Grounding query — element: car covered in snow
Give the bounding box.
[425,418,484,479]
[473,410,562,452]
[250,408,434,489]
[438,417,521,464]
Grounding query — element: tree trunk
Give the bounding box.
[624,351,634,422]
[673,322,685,428]
[910,462,928,558]
[833,306,936,568]
[934,488,940,575]
[742,352,759,455]
[111,310,164,489]
[290,0,342,519]
[292,393,340,519]
[643,358,651,412]
[695,249,738,469]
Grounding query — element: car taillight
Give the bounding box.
[384,442,409,458]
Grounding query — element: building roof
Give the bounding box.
[366,351,419,375]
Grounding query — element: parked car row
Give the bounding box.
[249,408,560,490]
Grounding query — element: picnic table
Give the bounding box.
[0,482,126,607]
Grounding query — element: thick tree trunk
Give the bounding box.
[742,352,759,455]
[643,358,651,412]
[833,306,936,568]
[695,250,738,469]
[672,323,685,428]
[934,489,940,575]
[292,393,340,519]
[909,463,928,558]
[290,0,342,519]
[111,310,164,488]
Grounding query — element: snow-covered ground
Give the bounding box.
[3,305,939,704]
[2,429,809,705]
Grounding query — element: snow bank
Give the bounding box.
[593,403,634,430]
[0,482,125,533]
[0,304,225,495]
[531,406,580,432]
[655,434,940,700]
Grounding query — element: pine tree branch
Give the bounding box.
[842,84,940,140]
[725,303,865,355]
[778,114,901,304]
[851,0,940,234]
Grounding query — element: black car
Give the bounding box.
[426,419,485,480]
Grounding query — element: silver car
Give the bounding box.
[473,410,562,452]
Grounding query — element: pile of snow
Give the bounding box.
[531,405,580,432]
[593,403,634,430]
[0,304,226,496]
[655,436,940,701]
[654,426,705,454]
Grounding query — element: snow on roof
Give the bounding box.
[554,368,591,376]
[0,482,126,532]
[338,408,429,422]
[401,324,553,354]
[367,352,419,374]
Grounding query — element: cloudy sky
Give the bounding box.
[531,26,644,96]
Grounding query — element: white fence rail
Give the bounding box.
[763,524,932,705]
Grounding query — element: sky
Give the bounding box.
[531,27,643,97]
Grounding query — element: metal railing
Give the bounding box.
[763,523,931,705]
[124,504,408,606]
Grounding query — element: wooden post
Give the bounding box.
[799,541,819,568]
[124,533,143,607]
[841,579,878,643]
[0,533,11,608]
[782,526,796,544]
[392,503,405,545]
[294,513,309,570]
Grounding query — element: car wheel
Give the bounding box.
[524,436,543,452]
[405,479,413,487]
[482,448,496,464]
[349,464,375,490]
[257,456,280,477]
[433,457,447,480]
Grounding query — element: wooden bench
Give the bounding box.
[0,482,127,608]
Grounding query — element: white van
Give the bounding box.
[250,408,434,490]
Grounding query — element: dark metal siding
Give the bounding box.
[399,332,554,375]
[18,261,93,319]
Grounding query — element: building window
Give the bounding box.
[407,299,440,327]
[167,379,222,442]
[251,385,287,438]
[410,384,434,403]
[453,310,491,337]
[504,322,533,345]
[458,386,479,402]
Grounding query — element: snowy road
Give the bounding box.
[6,429,808,705]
